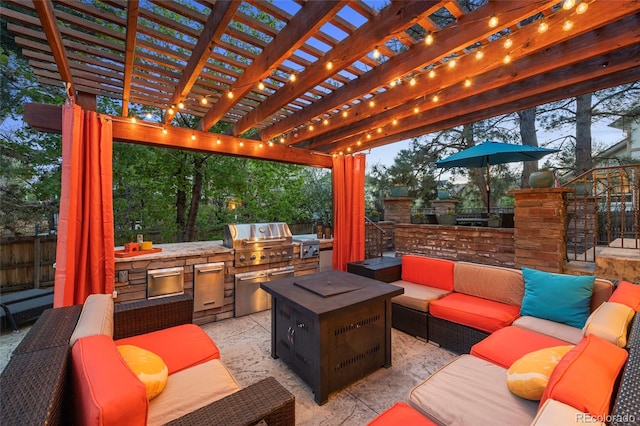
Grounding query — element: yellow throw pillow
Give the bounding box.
[117,345,168,400]
[582,301,635,347]
[507,345,574,400]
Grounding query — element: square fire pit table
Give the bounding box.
[261,270,403,405]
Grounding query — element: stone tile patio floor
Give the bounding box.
[0,310,457,425]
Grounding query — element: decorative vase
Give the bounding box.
[391,185,409,197]
[437,189,450,200]
[529,171,554,188]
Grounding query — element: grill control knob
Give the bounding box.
[260,253,266,260]
[250,254,256,260]
[239,255,246,262]
[270,252,276,258]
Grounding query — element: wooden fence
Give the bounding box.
[0,236,57,293]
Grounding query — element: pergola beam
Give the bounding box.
[121,0,139,118]
[197,0,347,132]
[22,103,332,169]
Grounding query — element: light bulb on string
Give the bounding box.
[191,133,196,141]
[390,80,397,88]
[413,106,419,114]
[280,137,285,143]
[342,110,348,118]
[168,106,175,115]
[326,61,333,70]
[433,95,439,102]
[538,21,549,33]
[130,117,136,123]
[503,54,511,64]
[448,59,456,69]
[377,127,382,134]
[410,77,416,86]
[488,15,498,28]
[563,20,574,31]
[373,47,380,59]
[289,73,296,82]
[258,81,265,90]
[145,112,152,119]
[162,128,168,135]
[201,97,208,105]
[576,2,588,14]
[239,141,244,147]
[563,0,575,10]
[323,118,329,125]
[369,99,375,107]
[503,38,513,49]
[217,138,221,145]
[464,78,471,87]
[475,50,484,60]
[227,90,234,99]
[428,69,436,78]
[178,102,184,109]
[392,118,398,125]
[309,124,314,131]
[425,33,434,45]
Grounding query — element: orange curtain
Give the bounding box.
[332,154,366,271]
[54,103,115,307]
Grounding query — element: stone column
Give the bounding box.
[383,197,412,223]
[509,188,572,273]
[431,199,458,216]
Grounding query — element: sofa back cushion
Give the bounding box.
[401,255,454,291]
[608,280,640,311]
[453,262,524,306]
[592,278,614,311]
[69,294,114,347]
[71,334,148,426]
[539,334,628,418]
[582,302,635,348]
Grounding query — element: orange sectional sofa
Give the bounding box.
[390,255,612,353]
[0,293,295,426]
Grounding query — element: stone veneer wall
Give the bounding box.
[366,220,395,252]
[510,188,571,273]
[394,224,515,267]
[383,198,412,224]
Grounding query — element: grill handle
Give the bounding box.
[270,270,294,276]
[150,272,181,279]
[237,273,267,281]
[242,238,287,245]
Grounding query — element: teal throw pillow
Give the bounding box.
[520,267,595,329]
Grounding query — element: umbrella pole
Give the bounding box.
[486,163,490,214]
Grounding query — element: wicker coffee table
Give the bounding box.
[261,270,403,405]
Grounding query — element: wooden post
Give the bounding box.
[33,236,41,288]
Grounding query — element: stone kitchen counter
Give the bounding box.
[113,238,332,325]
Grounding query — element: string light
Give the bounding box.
[369,99,375,107]
[279,137,285,143]
[503,38,513,49]
[366,133,371,139]
[377,127,382,133]
[168,106,175,115]
[563,0,575,10]
[201,97,208,105]
[162,128,167,135]
[130,117,136,123]
[390,80,397,87]
[475,50,484,60]
[425,33,434,45]
[409,77,416,86]
[268,141,273,147]
[258,81,265,90]
[392,118,398,125]
[259,143,263,148]
[428,69,436,78]
[323,118,329,125]
[413,106,419,114]
[191,133,196,140]
[239,141,244,147]
[576,2,588,14]
[326,61,333,70]
[217,138,221,144]
[464,78,471,87]
[178,102,184,109]
[448,59,456,69]
[433,95,439,102]
[357,141,362,146]
[503,54,511,64]
[227,90,234,99]
[488,15,498,28]
[563,20,574,31]
[145,112,152,119]
[289,73,296,82]
[538,21,549,33]
[373,47,380,59]
[309,124,314,131]
[342,110,348,118]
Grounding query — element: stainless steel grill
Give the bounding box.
[293,236,320,259]
[222,223,294,267]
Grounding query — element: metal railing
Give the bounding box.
[365,216,385,259]
[564,164,640,264]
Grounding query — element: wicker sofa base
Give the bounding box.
[392,303,428,340]
[0,294,295,426]
[427,313,490,354]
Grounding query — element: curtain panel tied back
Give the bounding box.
[54,103,115,307]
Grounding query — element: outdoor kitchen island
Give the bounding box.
[261,270,403,405]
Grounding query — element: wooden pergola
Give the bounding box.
[3,0,639,168]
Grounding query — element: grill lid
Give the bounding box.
[223,223,293,249]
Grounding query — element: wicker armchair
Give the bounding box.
[0,294,295,426]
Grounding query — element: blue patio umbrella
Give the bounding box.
[435,141,559,213]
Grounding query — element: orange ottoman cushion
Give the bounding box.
[71,334,148,426]
[402,255,454,291]
[429,293,521,333]
[116,324,219,375]
[367,402,437,426]
[471,326,569,368]
[540,334,628,418]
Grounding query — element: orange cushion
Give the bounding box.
[116,324,219,375]
[609,280,640,311]
[540,334,628,418]
[401,255,454,291]
[71,334,148,426]
[367,402,437,426]
[429,293,520,333]
[471,326,569,368]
